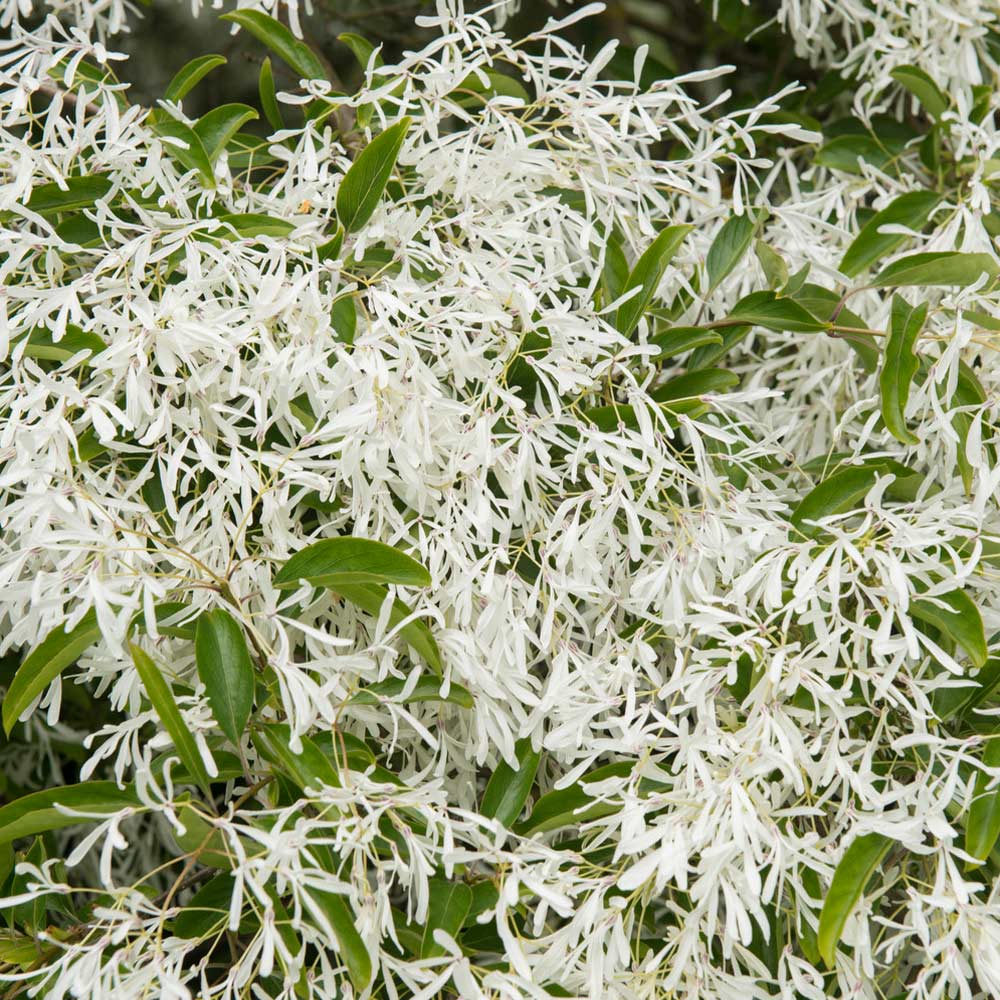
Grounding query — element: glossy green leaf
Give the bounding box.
[706,212,758,291]
[351,675,471,708]
[0,782,139,846]
[215,213,296,239]
[338,32,381,70]
[790,466,880,538]
[25,175,112,214]
[934,656,1000,721]
[3,610,102,734]
[871,252,998,289]
[815,135,891,174]
[967,739,1000,863]
[651,368,739,402]
[173,871,235,939]
[220,11,327,82]
[726,291,827,332]
[649,326,722,359]
[518,761,633,835]
[274,537,431,589]
[910,588,988,668]
[817,832,892,967]
[890,65,948,118]
[130,643,213,798]
[194,610,255,745]
[481,738,541,827]
[337,583,441,672]
[152,117,215,185]
[879,295,926,445]
[258,58,284,131]
[600,232,629,307]
[254,724,340,791]
[304,889,372,990]
[755,240,788,289]
[453,69,530,105]
[615,225,692,337]
[841,191,941,278]
[164,54,226,104]
[194,104,259,163]
[336,117,411,233]
[15,325,106,364]
[331,295,357,344]
[420,878,472,958]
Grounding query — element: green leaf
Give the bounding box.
[3,610,102,734]
[840,191,941,278]
[152,117,216,185]
[879,295,926,445]
[481,738,541,828]
[274,537,431,589]
[130,644,213,798]
[890,65,948,118]
[934,656,1000,721]
[952,361,988,493]
[815,135,892,174]
[651,368,739,402]
[331,295,357,344]
[220,11,327,82]
[967,739,1000,863]
[649,326,722,360]
[910,588,988,668]
[351,675,471,708]
[0,782,139,847]
[15,325,106,364]
[254,724,340,791]
[615,225,692,337]
[173,871,235,938]
[337,584,442,672]
[215,213,296,239]
[165,54,226,104]
[25,175,112,214]
[194,104,259,163]
[871,252,998,289]
[817,832,892,967]
[600,232,629,307]
[420,878,472,958]
[335,117,411,233]
[518,761,633,835]
[706,212,758,291]
[755,240,788,289]
[790,466,880,538]
[726,291,827,332]
[453,69,530,106]
[338,32,382,71]
[793,283,878,371]
[194,610,255,745]
[258,58,284,132]
[173,802,236,869]
[304,889,372,990]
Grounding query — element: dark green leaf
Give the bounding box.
[481,738,541,827]
[420,879,472,958]
[871,252,998,289]
[165,55,226,104]
[0,782,139,846]
[274,537,431,589]
[194,104,259,163]
[790,466,880,538]
[651,368,739,402]
[706,212,758,291]
[173,872,235,938]
[879,295,926,445]
[910,588,988,668]
[815,135,891,174]
[130,643,213,798]
[967,738,1000,863]
[518,762,633,835]
[338,32,382,70]
[615,225,692,337]
[254,724,340,791]
[890,65,948,118]
[215,213,296,239]
[258,58,284,131]
[15,325,106,364]
[727,291,827,332]
[817,832,892,967]
[841,191,941,278]
[220,11,327,82]
[336,117,411,233]
[337,584,441,672]
[331,295,357,344]
[649,326,722,360]
[3,610,102,734]
[194,610,255,745]
[351,675,471,708]
[152,118,215,185]
[304,889,372,990]
[25,176,112,214]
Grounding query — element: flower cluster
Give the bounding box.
[1,1,999,999]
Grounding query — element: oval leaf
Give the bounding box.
[274,537,431,589]
[790,466,881,538]
[871,252,998,289]
[194,103,259,163]
[706,212,758,291]
[220,10,327,82]
[879,295,926,445]
[26,176,112,215]
[0,782,139,847]
[351,675,470,708]
[967,738,1000,863]
[518,761,633,835]
[481,738,541,828]
[817,832,892,967]
[194,610,255,746]
[841,191,941,278]
[3,610,102,734]
[336,117,411,233]
[726,290,827,332]
[337,584,441,672]
[910,588,988,669]
[890,65,948,119]
[615,225,692,337]
[420,878,473,958]
[165,54,226,104]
